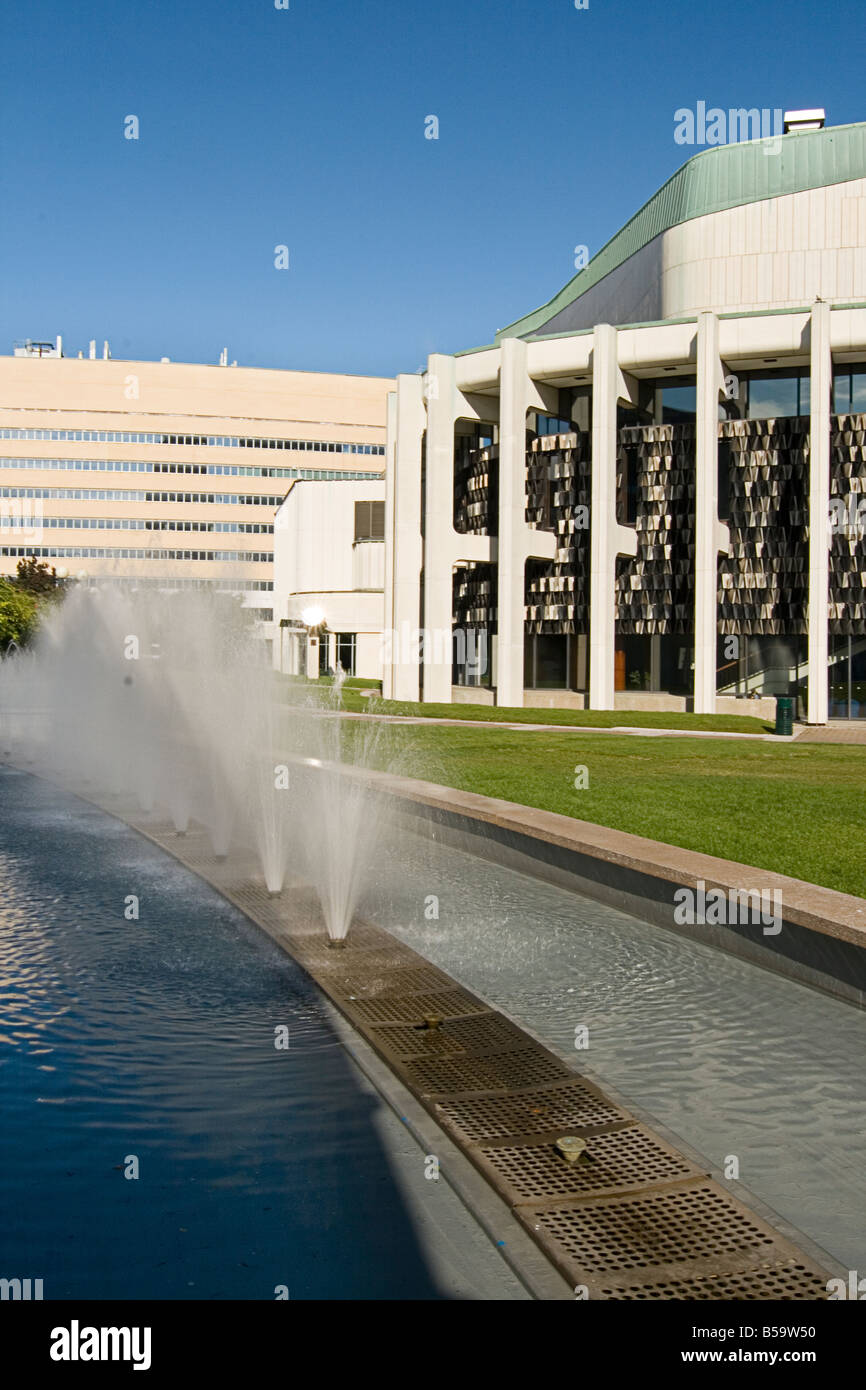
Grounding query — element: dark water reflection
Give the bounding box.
[0,769,446,1300]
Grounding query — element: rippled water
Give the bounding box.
[362,817,866,1271]
[0,769,452,1300]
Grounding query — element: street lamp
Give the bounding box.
[300,606,327,679]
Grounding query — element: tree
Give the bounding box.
[0,580,38,651]
[14,554,60,595]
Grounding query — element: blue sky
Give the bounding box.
[0,0,861,376]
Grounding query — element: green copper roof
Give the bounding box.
[496,120,866,343]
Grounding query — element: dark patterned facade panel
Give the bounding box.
[525,432,590,635]
[453,562,497,634]
[615,423,695,635]
[454,442,497,536]
[829,413,866,637]
[717,417,809,636]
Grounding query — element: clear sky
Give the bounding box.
[0,0,862,376]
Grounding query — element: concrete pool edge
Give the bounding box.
[52,779,846,1302]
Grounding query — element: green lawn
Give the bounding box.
[275,680,861,896]
[351,723,866,899]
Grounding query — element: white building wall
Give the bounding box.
[273,477,385,679]
[540,177,866,333]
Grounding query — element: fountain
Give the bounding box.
[0,584,384,942]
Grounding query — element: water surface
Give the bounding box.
[0,769,514,1300]
[364,816,866,1271]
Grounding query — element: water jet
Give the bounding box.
[0,585,386,951]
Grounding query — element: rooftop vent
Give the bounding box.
[13,337,63,358]
[783,108,826,133]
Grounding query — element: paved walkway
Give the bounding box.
[323,708,866,744]
[795,722,866,743]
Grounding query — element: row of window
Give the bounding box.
[0,428,385,454]
[1,574,274,592]
[532,371,866,433]
[635,370,866,424]
[0,456,381,482]
[128,578,274,591]
[1,517,273,534]
[0,545,272,562]
[0,486,284,505]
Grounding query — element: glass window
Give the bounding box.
[336,633,356,676]
[746,373,809,418]
[354,499,385,541]
[533,634,568,689]
[833,368,866,413]
[661,384,696,423]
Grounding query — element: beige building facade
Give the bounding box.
[0,350,392,628]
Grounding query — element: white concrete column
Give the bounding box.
[417,354,499,704]
[497,338,530,708]
[496,338,558,708]
[588,325,638,709]
[423,354,459,703]
[385,375,425,701]
[694,311,724,713]
[807,299,831,725]
[383,389,397,696]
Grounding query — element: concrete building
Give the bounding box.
[384,115,866,721]
[273,477,385,681]
[0,346,392,639]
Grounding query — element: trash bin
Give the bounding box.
[775,696,794,736]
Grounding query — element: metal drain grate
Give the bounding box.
[288,942,409,972]
[344,989,483,1025]
[323,944,417,968]
[437,1081,625,1143]
[289,925,383,954]
[475,1126,703,1202]
[369,1023,467,1057]
[336,965,453,997]
[527,1184,777,1276]
[600,1262,831,1300]
[404,1047,571,1096]
[369,1012,525,1061]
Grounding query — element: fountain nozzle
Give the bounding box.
[326,938,347,950]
